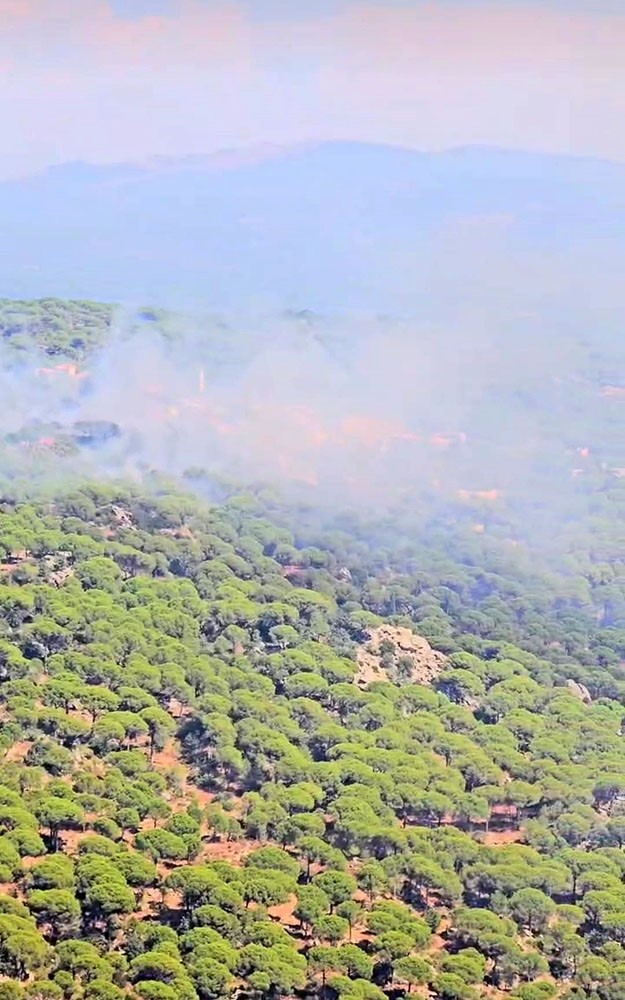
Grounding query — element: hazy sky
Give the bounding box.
[2,0,625,178]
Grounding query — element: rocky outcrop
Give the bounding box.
[565,679,592,704]
[356,624,447,687]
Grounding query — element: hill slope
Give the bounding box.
[1,142,625,311]
[0,484,621,999]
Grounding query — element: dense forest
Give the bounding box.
[0,300,621,1000]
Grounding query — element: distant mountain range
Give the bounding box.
[1,141,624,313]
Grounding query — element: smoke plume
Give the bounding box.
[0,299,622,530]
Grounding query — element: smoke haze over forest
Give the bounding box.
[0,287,623,534]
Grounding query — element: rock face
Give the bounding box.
[565,679,592,704]
[110,505,134,528]
[356,624,447,687]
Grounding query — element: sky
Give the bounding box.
[1,0,625,178]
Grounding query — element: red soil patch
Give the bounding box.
[490,803,519,819]
[481,829,524,846]
[21,855,46,870]
[4,740,33,763]
[36,363,87,380]
[147,870,182,911]
[268,893,299,928]
[59,829,93,854]
[483,988,516,1000]
[134,886,163,919]
[151,739,214,810]
[428,914,452,953]
[457,489,503,502]
[169,698,193,718]
[282,565,306,580]
[156,860,180,879]
[200,838,257,866]
[350,925,374,945]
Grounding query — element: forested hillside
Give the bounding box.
[0,480,621,1000]
[0,300,113,360]
[0,297,622,1000]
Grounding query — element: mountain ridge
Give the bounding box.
[17,140,625,184]
[1,140,624,310]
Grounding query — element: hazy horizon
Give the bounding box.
[16,137,625,182]
[2,1,625,179]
